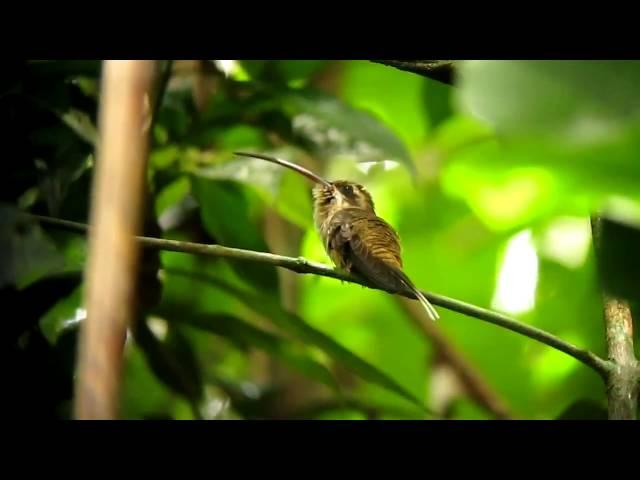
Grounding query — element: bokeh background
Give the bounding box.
[5,60,640,419]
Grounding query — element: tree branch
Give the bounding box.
[591,215,640,420]
[602,296,639,419]
[28,213,612,378]
[370,60,456,85]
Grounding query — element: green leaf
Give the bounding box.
[179,272,430,414]
[157,247,246,317]
[133,318,204,409]
[57,108,98,147]
[455,60,640,211]
[422,78,454,131]
[193,148,313,230]
[238,61,328,86]
[457,60,640,137]
[39,285,84,344]
[155,175,190,219]
[0,205,66,289]
[277,89,416,174]
[342,60,430,149]
[167,311,338,391]
[120,341,180,419]
[190,176,280,294]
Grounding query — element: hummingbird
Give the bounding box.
[234,151,439,321]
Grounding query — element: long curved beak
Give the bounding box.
[234,151,332,188]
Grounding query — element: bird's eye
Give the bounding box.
[342,185,353,195]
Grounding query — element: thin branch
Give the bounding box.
[28,213,611,378]
[73,61,156,420]
[396,297,513,419]
[591,215,640,420]
[370,60,456,85]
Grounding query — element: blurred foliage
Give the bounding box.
[5,60,640,420]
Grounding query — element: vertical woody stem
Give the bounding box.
[74,60,156,419]
[590,215,639,420]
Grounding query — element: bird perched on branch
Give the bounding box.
[234,151,439,321]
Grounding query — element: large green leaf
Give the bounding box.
[190,176,280,295]
[164,310,338,391]
[120,341,184,419]
[276,89,416,174]
[341,60,430,149]
[39,285,84,344]
[456,60,640,210]
[133,318,204,412]
[193,148,314,230]
[170,270,430,414]
[457,60,640,137]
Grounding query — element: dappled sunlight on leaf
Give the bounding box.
[341,61,429,150]
[442,162,559,231]
[529,337,582,391]
[491,230,539,316]
[537,216,592,270]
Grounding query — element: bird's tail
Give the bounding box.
[412,286,440,321]
[388,267,439,321]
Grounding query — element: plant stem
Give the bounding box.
[73,61,156,420]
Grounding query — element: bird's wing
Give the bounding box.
[327,209,403,286]
[327,209,439,320]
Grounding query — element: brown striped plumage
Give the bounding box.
[234,151,439,320]
[312,181,439,321]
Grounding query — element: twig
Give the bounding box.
[73,61,156,419]
[370,60,456,85]
[28,213,611,378]
[397,297,513,419]
[590,216,640,420]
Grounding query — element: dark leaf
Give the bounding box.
[26,60,102,79]
[423,78,454,131]
[0,205,66,289]
[556,399,607,420]
[190,176,280,294]
[594,216,640,302]
[133,318,204,409]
